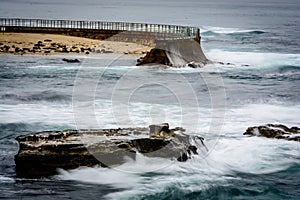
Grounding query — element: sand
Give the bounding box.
[0,33,152,55]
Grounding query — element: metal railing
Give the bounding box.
[0,18,199,39]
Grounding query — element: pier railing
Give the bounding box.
[0,18,199,40]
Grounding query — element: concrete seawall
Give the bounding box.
[0,18,208,67]
[140,38,209,67]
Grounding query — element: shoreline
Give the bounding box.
[0,33,152,56]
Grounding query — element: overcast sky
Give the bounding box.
[1,0,299,28]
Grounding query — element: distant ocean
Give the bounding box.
[0,0,299,199]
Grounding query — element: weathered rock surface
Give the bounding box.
[15,123,205,178]
[243,124,300,141]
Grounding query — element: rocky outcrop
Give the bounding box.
[15,123,205,178]
[243,124,300,141]
[137,38,210,68]
[137,48,172,66]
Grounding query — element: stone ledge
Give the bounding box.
[15,123,206,178]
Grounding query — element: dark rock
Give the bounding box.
[22,48,31,52]
[3,45,10,52]
[43,47,56,50]
[177,152,188,162]
[15,124,206,178]
[103,50,113,53]
[62,58,80,63]
[149,123,174,137]
[137,48,171,66]
[34,43,45,47]
[85,51,90,54]
[187,62,197,68]
[186,61,203,68]
[44,39,52,42]
[15,47,20,53]
[61,48,69,53]
[244,124,300,142]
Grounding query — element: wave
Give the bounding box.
[0,175,14,183]
[201,26,266,36]
[0,90,71,103]
[277,65,300,72]
[0,122,33,134]
[206,49,300,67]
[56,135,300,200]
[0,122,74,139]
[228,30,266,36]
[226,64,300,81]
[221,66,300,81]
[0,72,61,80]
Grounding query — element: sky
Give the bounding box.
[0,0,299,28]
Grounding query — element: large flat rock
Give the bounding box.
[15,124,205,178]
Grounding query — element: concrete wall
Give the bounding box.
[5,26,198,48]
[158,38,208,64]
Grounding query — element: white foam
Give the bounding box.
[55,107,300,198]
[0,104,75,126]
[206,49,300,68]
[0,175,15,183]
[204,137,300,175]
[95,135,300,199]
[56,167,141,188]
[201,26,264,34]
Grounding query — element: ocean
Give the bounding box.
[0,0,300,199]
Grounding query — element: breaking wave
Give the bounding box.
[201,26,266,36]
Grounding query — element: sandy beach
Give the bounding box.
[0,33,152,55]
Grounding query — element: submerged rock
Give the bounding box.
[15,123,205,178]
[243,124,300,141]
[62,58,80,63]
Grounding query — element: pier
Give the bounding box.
[0,18,208,66]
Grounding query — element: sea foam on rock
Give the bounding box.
[15,123,205,178]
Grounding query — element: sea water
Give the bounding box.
[0,0,300,199]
